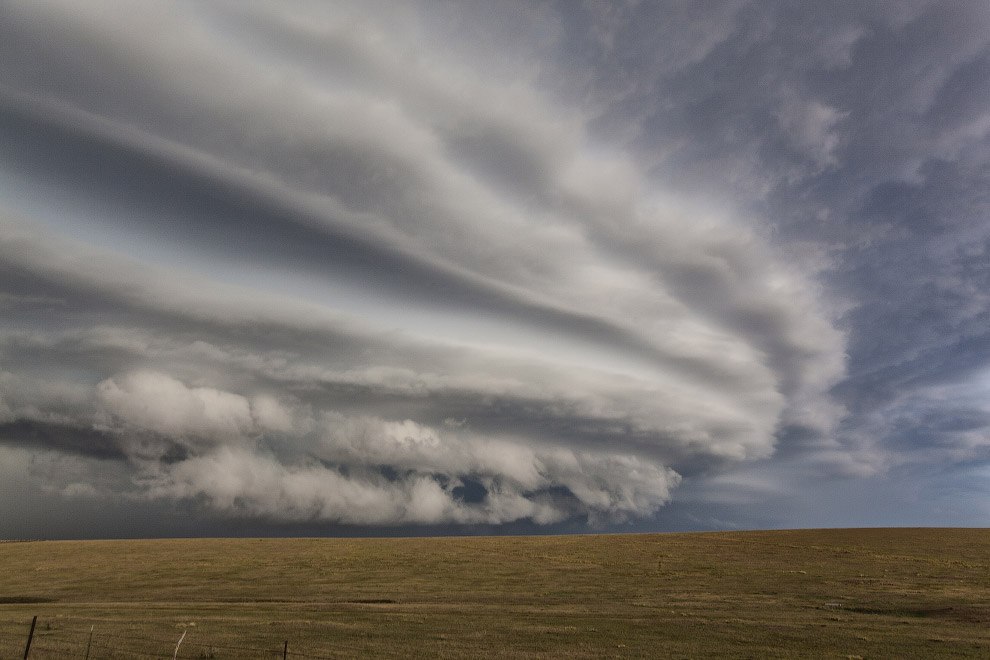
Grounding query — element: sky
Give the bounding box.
[1,0,989,538]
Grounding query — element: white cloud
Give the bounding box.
[0,1,865,529]
[141,439,680,526]
[97,371,253,441]
[777,94,848,168]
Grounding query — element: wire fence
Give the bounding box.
[0,615,397,659]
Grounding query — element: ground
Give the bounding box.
[0,528,988,658]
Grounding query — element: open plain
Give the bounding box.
[0,528,988,658]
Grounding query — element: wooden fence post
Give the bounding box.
[22,615,37,659]
[283,639,288,659]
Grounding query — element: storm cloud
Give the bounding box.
[1,0,988,535]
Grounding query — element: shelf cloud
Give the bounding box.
[2,0,988,534]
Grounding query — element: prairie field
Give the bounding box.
[0,528,988,658]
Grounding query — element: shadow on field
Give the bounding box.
[846,605,990,624]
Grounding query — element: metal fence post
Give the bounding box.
[85,624,94,659]
[173,629,187,660]
[22,615,37,659]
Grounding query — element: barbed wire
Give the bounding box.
[0,616,412,659]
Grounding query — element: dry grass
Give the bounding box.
[0,528,988,658]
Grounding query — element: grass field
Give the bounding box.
[0,528,988,658]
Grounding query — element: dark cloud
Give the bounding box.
[0,420,123,461]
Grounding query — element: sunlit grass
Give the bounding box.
[0,529,987,657]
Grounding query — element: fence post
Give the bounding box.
[283,640,288,659]
[85,625,94,659]
[22,615,37,659]
[173,629,187,660]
